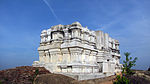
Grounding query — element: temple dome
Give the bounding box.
[71,22,82,27]
[41,30,47,33]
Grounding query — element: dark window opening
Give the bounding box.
[67,66,72,68]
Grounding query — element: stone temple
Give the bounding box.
[33,22,122,80]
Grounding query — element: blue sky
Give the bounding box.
[0,0,150,70]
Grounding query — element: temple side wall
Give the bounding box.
[33,22,122,80]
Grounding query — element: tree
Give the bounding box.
[122,52,138,75]
[114,52,138,84]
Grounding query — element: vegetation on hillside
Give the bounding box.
[114,52,138,84]
[122,52,138,75]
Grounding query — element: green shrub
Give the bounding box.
[30,68,39,84]
[35,68,39,76]
[122,52,137,75]
[114,52,138,84]
[113,75,130,84]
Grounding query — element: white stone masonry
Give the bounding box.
[33,22,122,80]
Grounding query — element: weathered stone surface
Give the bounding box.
[34,74,116,84]
[0,66,50,84]
[1,67,149,84]
[34,74,75,84]
[33,22,122,80]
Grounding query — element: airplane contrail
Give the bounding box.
[43,0,62,23]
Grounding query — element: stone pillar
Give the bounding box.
[102,62,109,73]
[85,33,88,41]
[45,51,50,63]
[40,36,43,43]
[112,40,116,49]
[83,33,87,40]
[71,29,75,38]
[61,48,70,63]
[70,53,75,63]
[89,51,95,64]
[87,33,90,41]
[39,51,45,62]
[71,29,80,39]
[75,30,78,38]
[95,31,103,50]
[84,50,90,63]
[52,32,55,40]
[64,29,69,40]
[81,33,84,40]
[104,33,109,49]
[90,36,95,42]
[47,35,51,41]
[116,44,119,50]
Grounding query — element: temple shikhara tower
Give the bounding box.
[33,22,122,80]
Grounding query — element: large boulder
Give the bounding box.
[34,73,76,84]
[0,66,50,84]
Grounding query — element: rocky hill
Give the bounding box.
[0,66,50,84]
[0,66,150,84]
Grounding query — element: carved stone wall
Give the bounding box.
[33,22,122,80]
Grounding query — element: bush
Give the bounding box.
[114,52,138,84]
[30,68,39,83]
[35,68,39,76]
[113,75,130,84]
[122,52,137,75]
[0,80,2,84]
